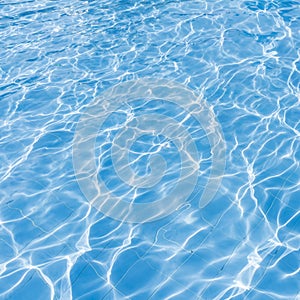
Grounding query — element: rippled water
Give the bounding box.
[1,0,300,299]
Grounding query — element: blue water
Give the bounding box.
[1,0,300,299]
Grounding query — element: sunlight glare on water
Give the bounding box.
[0,0,299,299]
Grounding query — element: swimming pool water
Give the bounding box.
[0,0,299,299]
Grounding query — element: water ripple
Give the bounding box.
[0,0,299,299]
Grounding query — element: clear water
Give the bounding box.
[1,0,299,299]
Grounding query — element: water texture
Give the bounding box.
[0,0,299,299]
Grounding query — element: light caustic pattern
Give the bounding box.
[73,78,226,223]
[0,0,300,299]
